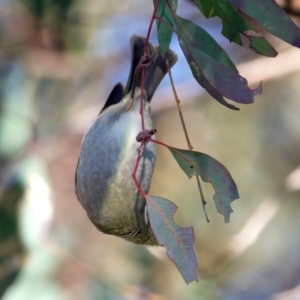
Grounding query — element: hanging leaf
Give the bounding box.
[169,147,239,222]
[147,196,198,284]
[195,0,216,18]
[154,0,178,53]
[178,39,239,110]
[195,0,277,57]
[178,37,262,109]
[227,0,300,48]
[175,15,238,72]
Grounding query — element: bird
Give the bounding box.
[75,35,178,245]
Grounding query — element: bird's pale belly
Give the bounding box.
[96,110,157,230]
[76,107,157,236]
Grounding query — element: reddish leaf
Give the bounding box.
[169,147,239,223]
[179,39,239,110]
[179,37,262,108]
[228,0,300,48]
[147,196,198,284]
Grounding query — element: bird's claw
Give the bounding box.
[135,55,152,76]
[136,128,157,142]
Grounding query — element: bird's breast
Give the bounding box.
[76,105,157,233]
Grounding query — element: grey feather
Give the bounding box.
[75,35,178,245]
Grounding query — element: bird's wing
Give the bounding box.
[142,47,178,102]
[99,82,124,115]
[124,35,178,102]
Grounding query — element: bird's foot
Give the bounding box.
[135,55,152,76]
[130,55,152,99]
[136,128,157,142]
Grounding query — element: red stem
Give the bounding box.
[148,137,170,148]
[132,141,149,199]
[139,71,146,131]
[144,0,160,53]
[132,0,160,196]
[132,138,171,205]
[139,0,160,131]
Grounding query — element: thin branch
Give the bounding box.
[139,0,160,130]
[144,0,160,54]
[132,141,148,199]
[164,6,210,221]
[131,0,160,195]
[166,60,193,150]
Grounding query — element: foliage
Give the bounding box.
[147,196,198,284]
[2,0,300,291]
[143,0,300,283]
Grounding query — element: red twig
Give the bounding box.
[148,137,170,148]
[139,0,160,131]
[132,0,160,196]
[144,0,160,54]
[132,140,148,198]
[139,71,146,131]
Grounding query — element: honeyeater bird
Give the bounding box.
[75,35,178,245]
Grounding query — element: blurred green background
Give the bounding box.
[1,0,300,299]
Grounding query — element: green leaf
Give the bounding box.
[195,0,277,57]
[227,0,300,48]
[147,196,198,284]
[178,38,262,109]
[169,147,239,222]
[174,15,238,73]
[196,0,216,18]
[154,0,178,53]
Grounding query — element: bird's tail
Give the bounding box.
[124,35,178,102]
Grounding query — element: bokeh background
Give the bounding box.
[1,0,300,299]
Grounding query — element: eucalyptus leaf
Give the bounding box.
[195,0,277,57]
[178,38,262,108]
[154,0,178,53]
[228,0,300,48]
[169,147,239,222]
[178,39,239,110]
[175,15,238,72]
[147,196,198,284]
